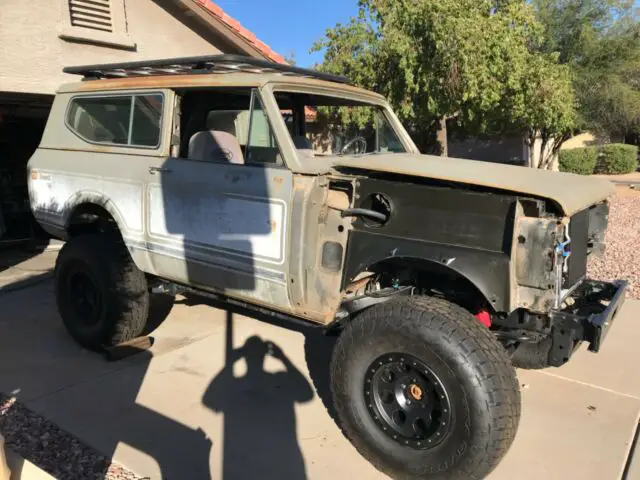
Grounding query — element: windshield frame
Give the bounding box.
[261,82,419,174]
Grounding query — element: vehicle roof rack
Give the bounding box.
[63,54,351,85]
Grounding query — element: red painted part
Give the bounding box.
[475,310,492,328]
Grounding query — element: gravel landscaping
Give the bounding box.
[0,394,142,480]
[587,187,640,299]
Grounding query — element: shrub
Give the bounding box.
[596,144,638,175]
[558,147,598,175]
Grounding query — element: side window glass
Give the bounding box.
[67,96,131,145]
[246,91,280,165]
[131,95,163,147]
[376,110,404,153]
[67,94,163,148]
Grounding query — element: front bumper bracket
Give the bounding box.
[548,279,627,367]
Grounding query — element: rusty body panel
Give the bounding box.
[287,175,353,323]
[57,72,384,100]
[314,186,352,322]
[62,74,261,93]
[288,175,322,314]
[326,189,350,210]
[513,213,562,312]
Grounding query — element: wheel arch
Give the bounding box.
[342,238,512,314]
[62,192,128,239]
[61,194,151,274]
[374,256,497,311]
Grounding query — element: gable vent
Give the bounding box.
[69,0,113,33]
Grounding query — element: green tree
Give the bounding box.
[313,0,576,168]
[533,0,640,138]
[515,54,577,169]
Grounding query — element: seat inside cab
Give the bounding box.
[179,89,282,166]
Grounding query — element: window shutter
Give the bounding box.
[68,0,113,33]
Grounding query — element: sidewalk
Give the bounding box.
[595,171,640,186]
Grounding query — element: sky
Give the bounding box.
[215,0,359,67]
[217,0,640,67]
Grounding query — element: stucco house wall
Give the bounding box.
[560,131,622,151]
[0,0,229,95]
[0,0,284,243]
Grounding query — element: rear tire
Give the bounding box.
[330,296,521,480]
[55,234,150,350]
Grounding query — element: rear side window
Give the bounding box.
[131,95,163,146]
[66,94,163,148]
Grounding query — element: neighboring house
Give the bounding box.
[0,0,284,243]
[448,134,528,166]
[449,130,619,168]
[560,131,618,150]
[448,127,625,168]
[448,132,557,168]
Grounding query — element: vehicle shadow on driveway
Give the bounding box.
[179,295,340,430]
[0,279,340,480]
[0,281,214,479]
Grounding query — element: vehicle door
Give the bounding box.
[145,89,294,310]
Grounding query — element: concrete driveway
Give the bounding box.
[0,250,639,480]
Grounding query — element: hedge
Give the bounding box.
[558,147,598,175]
[559,144,639,175]
[595,144,638,175]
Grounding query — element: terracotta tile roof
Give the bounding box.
[192,1,318,121]
[193,0,287,64]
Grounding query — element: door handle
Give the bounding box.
[149,166,171,175]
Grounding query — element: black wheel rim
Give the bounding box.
[364,353,452,449]
[67,269,102,325]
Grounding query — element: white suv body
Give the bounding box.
[27,56,625,480]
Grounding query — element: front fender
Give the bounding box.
[342,231,511,312]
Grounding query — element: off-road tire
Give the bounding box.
[510,336,553,370]
[330,296,521,480]
[55,234,150,350]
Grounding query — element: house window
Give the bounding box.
[59,0,135,50]
[66,94,164,148]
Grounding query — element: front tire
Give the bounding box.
[330,296,521,480]
[55,234,150,350]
